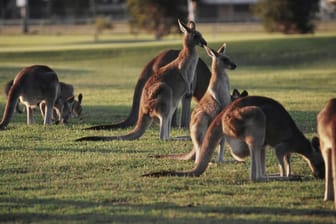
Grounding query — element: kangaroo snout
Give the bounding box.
[199,39,207,47]
[229,63,237,70]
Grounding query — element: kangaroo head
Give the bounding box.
[309,136,325,179]
[204,44,237,70]
[54,95,74,124]
[231,89,248,102]
[72,93,83,117]
[178,19,207,48]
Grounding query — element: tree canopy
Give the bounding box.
[254,0,320,34]
[127,0,188,39]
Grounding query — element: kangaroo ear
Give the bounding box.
[218,43,227,55]
[178,19,189,33]
[311,136,320,152]
[204,45,216,58]
[188,21,196,30]
[78,93,83,104]
[240,90,248,97]
[232,88,240,98]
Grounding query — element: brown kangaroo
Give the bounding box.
[0,65,75,129]
[317,98,336,208]
[77,20,207,141]
[153,44,239,163]
[5,78,80,124]
[143,96,325,182]
[85,47,211,130]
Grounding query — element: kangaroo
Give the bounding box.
[85,49,211,130]
[317,98,336,208]
[5,78,79,124]
[51,93,83,121]
[153,44,238,163]
[143,96,325,182]
[0,65,74,129]
[71,93,83,118]
[76,20,207,142]
[40,85,83,123]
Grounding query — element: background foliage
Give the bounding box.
[254,0,320,34]
[126,0,187,39]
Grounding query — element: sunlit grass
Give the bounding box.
[0,31,336,223]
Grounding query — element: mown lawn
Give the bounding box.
[0,30,336,223]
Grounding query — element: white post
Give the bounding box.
[17,0,29,34]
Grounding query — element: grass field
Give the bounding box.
[1,28,336,223]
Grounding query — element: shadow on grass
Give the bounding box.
[1,197,335,223]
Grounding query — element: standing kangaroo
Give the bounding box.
[0,65,74,129]
[77,20,207,141]
[317,98,336,208]
[154,44,239,163]
[143,96,325,182]
[85,49,211,130]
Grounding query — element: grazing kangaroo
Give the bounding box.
[40,82,83,124]
[5,78,79,124]
[71,93,83,118]
[317,98,336,208]
[143,96,325,182]
[153,44,239,163]
[0,65,74,129]
[77,20,207,141]
[85,48,211,130]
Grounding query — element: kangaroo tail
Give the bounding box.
[76,113,152,141]
[84,78,146,130]
[151,148,196,161]
[85,57,161,131]
[0,82,21,130]
[142,116,224,177]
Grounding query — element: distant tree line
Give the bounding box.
[0,0,92,19]
[0,0,321,36]
[254,0,320,34]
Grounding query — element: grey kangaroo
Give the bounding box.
[85,47,211,130]
[317,98,336,208]
[0,65,75,129]
[143,96,325,182]
[77,19,207,141]
[153,44,240,163]
[5,79,83,123]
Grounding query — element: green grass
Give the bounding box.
[0,30,336,223]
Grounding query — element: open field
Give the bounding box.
[0,27,336,223]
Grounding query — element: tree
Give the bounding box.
[254,0,320,34]
[127,0,188,40]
